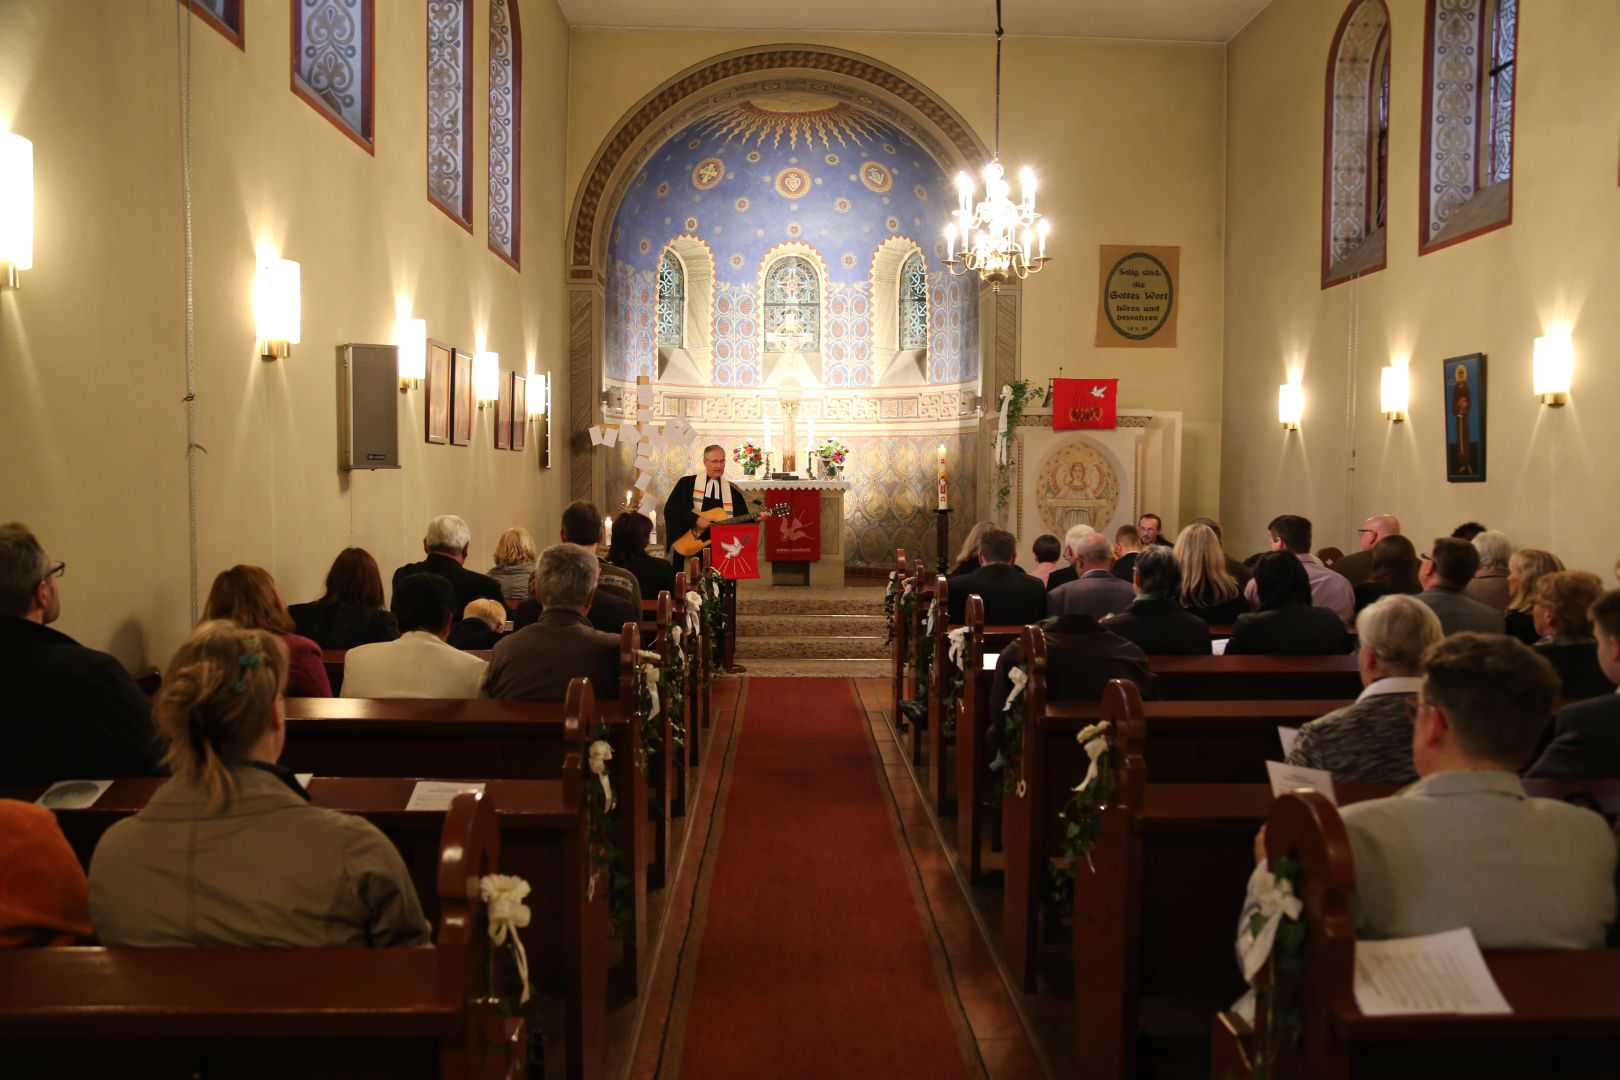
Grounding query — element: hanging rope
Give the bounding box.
[993,0,1004,159]
[175,3,202,624]
[1344,274,1360,530]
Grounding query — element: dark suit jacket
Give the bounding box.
[990,614,1155,716]
[392,553,503,615]
[616,552,677,603]
[446,617,501,651]
[1111,551,1140,582]
[0,617,164,784]
[1103,597,1213,655]
[1536,642,1614,700]
[1504,609,1538,645]
[1045,565,1078,593]
[662,474,749,565]
[948,556,981,579]
[1185,594,1249,626]
[947,563,1046,626]
[1526,693,1620,778]
[1226,605,1353,655]
[513,586,637,638]
[484,609,621,702]
[1048,569,1136,619]
[1337,548,1375,586]
[289,600,399,651]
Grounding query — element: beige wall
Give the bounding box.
[0,0,572,669]
[565,28,1228,528]
[1223,0,1620,571]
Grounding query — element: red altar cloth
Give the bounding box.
[764,488,820,562]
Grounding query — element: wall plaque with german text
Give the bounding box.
[1096,245,1179,348]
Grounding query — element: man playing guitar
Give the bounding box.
[662,444,751,566]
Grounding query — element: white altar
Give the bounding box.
[735,479,850,588]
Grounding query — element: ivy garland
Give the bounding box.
[882,571,901,647]
[661,631,689,753]
[633,661,658,776]
[993,378,1037,513]
[583,773,632,937]
[987,661,1029,796]
[1251,857,1306,1080]
[913,597,938,713]
[1048,721,1115,906]
[939,629,968,740]
[698,568,725,685]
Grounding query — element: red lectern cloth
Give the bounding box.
[710,524,761,580]
[764,488,821,562]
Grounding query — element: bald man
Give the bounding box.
[1337,513,1402,586]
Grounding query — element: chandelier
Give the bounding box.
[944,0,1050,291]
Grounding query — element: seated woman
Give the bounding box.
[486,527,538,606]
[1466,530,1514,612]
[1533,570,1610,698]
[1226,551,1351,655]
[1174,523,1247,625]
[88,621,430,947]
[606,511,675,602]
[289,547,398,651]
[447,598,505,651]
[1352,534,1422,613]
[0,800,92,947]
[204,565,331,697]
[1286,595,1442,783]
[1505,548,1564,645]
[948,520,997,578]
[1102,546,1212,655]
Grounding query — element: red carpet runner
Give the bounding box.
[675,678,971,1078]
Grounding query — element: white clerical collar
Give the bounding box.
[1356,675,1423,702]
[705,477,723,500]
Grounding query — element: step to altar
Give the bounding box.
[730,585,894,675]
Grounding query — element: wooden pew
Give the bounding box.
[1210,791,1620,1079]
[889,547,910,722]
[903,565,942,767]
[0,790,536,1080]
[922,574,952,806]
[683,556,711,740]
[1149,653,1361,700]
[951,597,1027,882]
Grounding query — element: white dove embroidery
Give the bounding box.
[1089,385,1107,398]
[720,534,746,560]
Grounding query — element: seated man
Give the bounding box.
[0,523,162,784]
[1526,588,1620,778]
[990,612,1154,717]
[1243,514,1353,623]
[485,545,621,702]
[947,527,1046,626]
[1048,532,1135,620]
[340,574,487,699]
[1110,524,1143,583]
[1415,536,1505,636]
[1334,513,1401,586]
[561,500,642,614]
[392,514,504,614]
[1286,594,1442,783]
[1102,546,1212,655]
[1043,523,1093,593]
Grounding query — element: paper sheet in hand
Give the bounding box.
[1266,760,1336,804]
[1278,726,1300,757]
[1353,927,1512,1016]
[1211,638,1230,655]
[405,780,487,812]
[36,779,113,810]
[588,425,604,446]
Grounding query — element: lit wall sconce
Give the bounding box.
[255,257,301,360]
[474,351,500,406]
[532,371,552,470]
[1380,362,1409,421]
[0,131,34,290]
[1278,381,1303,431]
[1532,331,1572,406]
[395,315,426,390]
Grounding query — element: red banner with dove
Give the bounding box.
[764,488,821,562]
[1052,378,1119,430]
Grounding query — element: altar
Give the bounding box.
[734,479,850,588]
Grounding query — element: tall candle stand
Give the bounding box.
[935,507,952,574]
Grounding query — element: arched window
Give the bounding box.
[1321,0,1390,288]
[291,0,374,152]
[899,252,928,350]
[488,0,522,267]
[657,249,685,348]
[427,0,473,228]
[764,256,820,351]
[1419,0,1517,253]
[187,0,244,49]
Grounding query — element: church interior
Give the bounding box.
[3,0,1620,1077]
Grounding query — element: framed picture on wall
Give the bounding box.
[424,339,452,444]
[451,349,474,446]
[512,375,527,451]
[1442,352,1486,483]
[496,371,514,450]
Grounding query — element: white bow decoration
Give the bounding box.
[639,664,661,723]
[946,627,970,671]
[684,590,704,638]
[924,598,938,637]
[994,383,1015,466]
[1236,860,1304,983]
[1073,721,1111,794]
[1003,665,1028,711]
[588,739,616,810]
[479,874,533,1003]
[671,625,683,650]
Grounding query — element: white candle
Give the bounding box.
[625,489,632,507]
[945,222,957,260]
[604,515,613,546]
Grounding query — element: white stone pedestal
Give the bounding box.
[735,479,850,588]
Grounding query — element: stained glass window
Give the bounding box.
[1483,0,1516,187]
[899,253,928,350]
[186,0,244,47]
[292,0,373,150]
[489,0,521,265]
[427,0,472,225]
[657,250,685,348]
[764,257,820,351]
[1374,31,1390,230]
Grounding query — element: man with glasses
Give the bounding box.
[1416,536,1504,635]
[0,523,162,783]
[1336,513,1401,585]
[663,444,750,568]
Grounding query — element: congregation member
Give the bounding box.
[446,598,507,652]
[487,545,622,701]
[946,528,1046,625]
[1110,525,1143,582]
[486,527,538,605]
[1028,533,1062,587]
[1451,521,1487,542]
[1526,589,1620,778]
[989,611,1153,717]
[1466,529,1514,612]
[89,621,431,947]
[1227,551,1351,655]
[1174,523,1247,625]
[1043,523,1093,593]
[289,547,398,651]
[0,523,162,784]
[946,520,997,578]
[1047,532,1134,619]
[562,501,642,613]
[1415,537,1505,636]
[1285,595,1441,783]
[1504,548,1564,645]
[338,574,487,699]
[606,510,677,602]
[203,565,331,698]
[392,514,504,614]
[1138,512,1173,547]
[1334,513,1401,586]
[1101,546,1212,655]
[1243,515,1353,623]
[0,799,92,946]
[1531,570,1610,699]
[1352,534,1423,613]
[1273,633,1615,947]
[662,442,750,567]
[1189,516,1251,587]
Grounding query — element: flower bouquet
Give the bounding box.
[732,440,764,476]
[815,438,850,478]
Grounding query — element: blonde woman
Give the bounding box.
[948,520,998,578]
[1504,548,1565,644]
[88,621,430,948]
[1174,523,1245,625]
[1533,571,1609,698]
[487,527,538,604]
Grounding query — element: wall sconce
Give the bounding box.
[255,258,301,360]
[474,351,500,406]
[1380,362,1409,421]
[532,371,552,469]
[1532,331,1572,406]
[395,316,426,390]
[1278,382,1303,431]
[0,131,34,290]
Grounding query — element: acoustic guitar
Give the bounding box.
[672,503,791,557]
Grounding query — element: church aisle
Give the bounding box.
[649,678,1010,1078]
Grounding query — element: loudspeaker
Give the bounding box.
[339,343,401,470]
